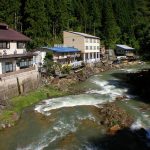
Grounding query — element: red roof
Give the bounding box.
[0,24,31,41]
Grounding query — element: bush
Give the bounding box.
[61,65,72,74]
[44,61,62,75]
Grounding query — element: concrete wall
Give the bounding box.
[0,62,2,74]
[0,69,40,101]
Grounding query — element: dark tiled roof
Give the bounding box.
[0,24,31,41]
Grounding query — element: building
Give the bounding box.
[63,31,100,63]
[41,46,82,68]
[33,51,46,67]
[0,23,36,74]
[116,44,134,56]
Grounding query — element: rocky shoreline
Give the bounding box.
[43,61,139,92]
[0,61,139,131]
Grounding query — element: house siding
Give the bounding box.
[0,41,25,55]
[63,31,84,52]
[0,62,2,74]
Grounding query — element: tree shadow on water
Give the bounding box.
[88,128,150,150]
[110,69,150,104]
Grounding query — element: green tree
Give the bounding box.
[0,0,20,29]
[102,0,120,48]
[24,0,49,48]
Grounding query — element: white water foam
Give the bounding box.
[130,119,144,130]
[120,68,140,73]
[90,79,128,100]
[35,94,109,116]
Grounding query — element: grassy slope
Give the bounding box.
[0,86,68,126]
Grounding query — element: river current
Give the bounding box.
[0,64,150,150]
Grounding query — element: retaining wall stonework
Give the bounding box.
[0,69,40,101]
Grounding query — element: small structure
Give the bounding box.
[115,44,135,61]
[116,44,134,56]
[33,51,46,67]
[0,23,36,74]
[63,31,100,63]
[41,46,82,68]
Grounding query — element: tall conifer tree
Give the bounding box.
[102,0,120,48]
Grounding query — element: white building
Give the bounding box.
[33,51,46,67]
[63,31,100,63]
[0,23,36,74]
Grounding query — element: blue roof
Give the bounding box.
[42,47,80,53]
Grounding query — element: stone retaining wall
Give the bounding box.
[0,69,40,102]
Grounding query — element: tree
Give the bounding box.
[102,0,120,48]
[0,0,20,29]
[24,0,49,48]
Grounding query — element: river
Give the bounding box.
[0,63,150,150]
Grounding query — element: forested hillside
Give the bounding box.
[0,0,149,57]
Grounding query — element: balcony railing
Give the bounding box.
[53,54,77,60]
[0,52,37,59]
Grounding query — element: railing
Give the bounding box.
[71,61,83,68]
[53,54,77,60]
[86,59,100,64]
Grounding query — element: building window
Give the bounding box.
[86,46,88,50]
[94,46,96,50]
[90,46,92,50]
[90,53,93,58]
[94,39,96,43]
[94,52,96,58]
[97,52,99,58]
[90,39,92,43]
[0,42,10,49]
[28,58,33,66]
[97,40,99,43]
[86,38,88,43]
[86,53,88,59]
[19,59,29,68]
[17,42,25,49]
[2,62,15,73]
[97,46,100,50]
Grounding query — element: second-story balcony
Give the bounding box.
[0,51,37,60]
[53,54,80,60]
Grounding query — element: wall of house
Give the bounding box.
[33,51,46,66]
[84,38,100,53]
[0,62,2,74]
[0,42,25,55]
[0,69,40,101]
[63,31,84,52]
[116,47,126,56]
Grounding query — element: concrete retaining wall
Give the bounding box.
[0,69,40,102]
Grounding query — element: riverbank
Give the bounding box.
[0,86,69,130]
[0,60,140,130]
[46,61,140,92]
